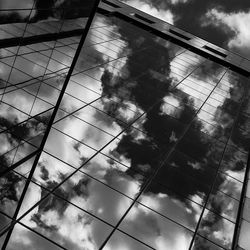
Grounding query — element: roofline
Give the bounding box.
[98,0,250,76]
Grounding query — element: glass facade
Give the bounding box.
[0,0,250,249]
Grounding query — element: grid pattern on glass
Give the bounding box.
[0,6,249,250]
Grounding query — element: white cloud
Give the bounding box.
[238,220,250,250]
[204,9,250,54]
[170,0,188,4]
[121,0,174,24]
[120,202,192,250]
[18,183,42,227]
[161,95,181,116]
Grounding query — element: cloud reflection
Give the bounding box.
[0,8,249,250]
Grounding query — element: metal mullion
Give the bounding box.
[0,61,68,93]
[94,23,131,41]
[16,41,77,58]
[187,69,248,250]
[0,50,203,245]
[0,107,146,243]
[0,132,42,164]
[25,19,66,36]
[51,41,78,52]
[0,73,161,242]
[0,210,67,250]
[0,69,63,93]
[181,78,213,95]
[0,106,53,137]
[13,155,207,243]
[66,50,189,124]
[0,29,86,50]
[0,150,40,178]
[231,78,250,248]
[8,55,69,82]
[90,30,126,50]
[41,133,148,182]
[10,24,63,166]
[0,1,102,248]
[69,76,103,95]
[11,155,136,218]
[2,78,112,135]
[169,57,208,92]
[72,44,186,88]
[189,234,229,250]
[0,129,48,178]
[0,74,64,114]
[92,25,122,40]
[98,62,215,250]
[95,41,129,56]
[0,4,37,103]
[99,66,228,250]
[0,7,33,11]
[27,9,66,125]
[79,35,125,54]
[0,64,48,90]
[70,44,155,76]
[0,99,53,125]
[0,194,154,250]
[6,137,36,172]
[92,27,126,45]
[51,105,124,138]
[52,124,118,152]
[90,29,126,50]
[51,36,126,68]
[90,22,113,29]
[0,25,24,40]
[52,94,150,142]
[19,48,55,69]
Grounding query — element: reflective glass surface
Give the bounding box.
[0,1,249,249]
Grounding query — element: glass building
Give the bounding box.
[0,0,250,249]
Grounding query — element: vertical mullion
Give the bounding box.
[0,0,101,248]
[188,71,249,250]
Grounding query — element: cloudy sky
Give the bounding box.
[121,0,250,59]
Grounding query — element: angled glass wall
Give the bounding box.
[0,1,250,250]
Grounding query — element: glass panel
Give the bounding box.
[0,3,249,250]
[238,219,250,250]
[19,193,113,250]
[119,202,193,250]
[6,223,64,250]
[197,209,235,249]
[104,230,152,250]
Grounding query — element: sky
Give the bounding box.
[120,0,250,59]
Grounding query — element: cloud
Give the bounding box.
[238,220,250,250]
[119,202,192,250]
[121,0,175,24]
[170,0,189,4]
[160,95,181,117]
[204,8,250,55]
